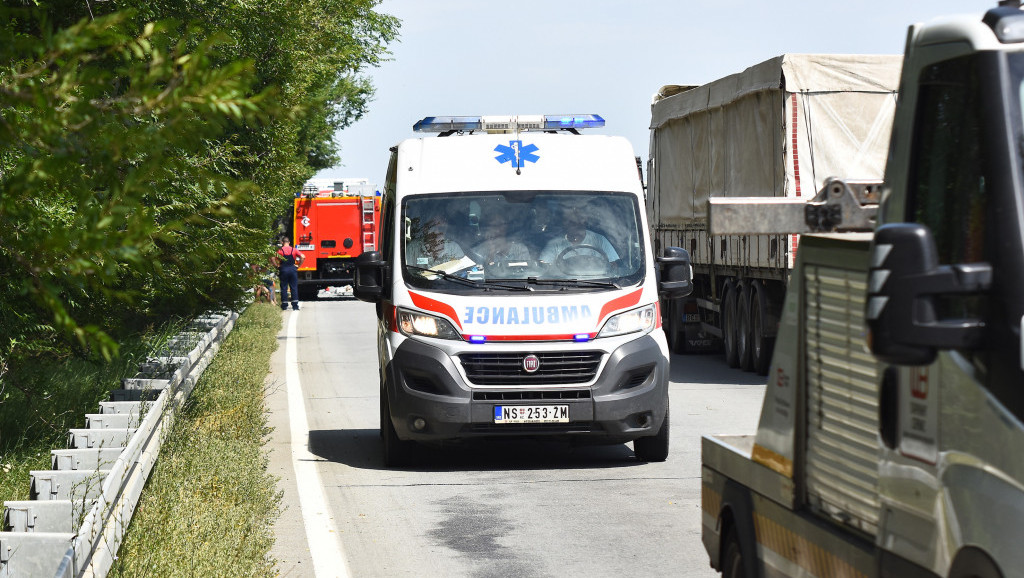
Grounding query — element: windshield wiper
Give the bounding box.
[405,266,532,291]
[524,277,621,289]
[473,279,534,291]
[405,265,482,287]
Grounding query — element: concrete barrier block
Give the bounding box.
[30,471,109,502]
[51,449,122,471]
[67,429,135,449]
[3,501,76,533]
[84,413,137,429]
[0,532,74,576]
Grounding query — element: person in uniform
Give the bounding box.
[272,236,304,310]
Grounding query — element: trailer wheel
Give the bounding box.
[750,284,772,376]
[381,388,412,467]
[737,286,754,372]
[722,285,739,368]
[721,527,747,578]
[633,400,670,462]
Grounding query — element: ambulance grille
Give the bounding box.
[804,263,881,537]
[460,351,602,385]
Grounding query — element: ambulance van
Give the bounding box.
[354,114,692,466]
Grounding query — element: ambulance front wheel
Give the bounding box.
[380,389,412,467]
[633,401,669,462]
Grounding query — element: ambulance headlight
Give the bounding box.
[397,308,462,340]
[597,304,657,338]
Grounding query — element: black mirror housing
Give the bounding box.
[866,223,992,365]
[353,251,385,303]
[657,246,693,298]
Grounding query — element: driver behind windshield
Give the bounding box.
[471,205,531,265]
[539,199,619,265]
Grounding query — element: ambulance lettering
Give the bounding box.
[463,305,592,326]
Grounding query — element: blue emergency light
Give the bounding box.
[413,114,605,133]
[544,115,605,130]
[413,116,483,133]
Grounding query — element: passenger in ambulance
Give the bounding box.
[469,207,532,265]
[405,205,465,268]
[539,200,619,273]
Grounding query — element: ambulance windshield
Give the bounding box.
[401,191,645,292]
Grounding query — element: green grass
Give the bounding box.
[109,303,283,577]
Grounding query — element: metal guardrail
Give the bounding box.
[0,312,238,577]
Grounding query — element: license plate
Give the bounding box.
[494,405,569,424]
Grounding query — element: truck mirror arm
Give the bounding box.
[891,263,992,347]
[867,223,992,365]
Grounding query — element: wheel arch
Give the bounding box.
[948,546,1002,578]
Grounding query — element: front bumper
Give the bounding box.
[383,333,669,444]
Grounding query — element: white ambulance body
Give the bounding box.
[354,115,692,466]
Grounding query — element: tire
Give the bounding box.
[750,285,773,376]
[380,388,412,467]
[737,286,754,372]
[634,401,670,462]
[722,286,739,368]
[721,527,747,578]
[666,299,687,355]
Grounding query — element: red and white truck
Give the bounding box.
[700,4,1024,577]
[291,178,381,298]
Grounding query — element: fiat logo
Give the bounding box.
[522,354,540,373]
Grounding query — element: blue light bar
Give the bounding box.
[469,335,487,344]
[574,333,591,342]
[543,114,605,130]
[413,116,483,133]
[413,114,605,133]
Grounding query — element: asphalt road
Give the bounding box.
[265,299,767,578]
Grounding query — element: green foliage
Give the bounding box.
[0,3,398,371]
[1,10,261,360]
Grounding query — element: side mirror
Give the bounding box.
[657,246,693,298]
[866,223,992,365]
[353,251,385,303]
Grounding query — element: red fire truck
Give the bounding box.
[290,179,381,298]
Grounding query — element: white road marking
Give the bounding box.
[285,310,351,578]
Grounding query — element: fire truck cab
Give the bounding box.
[291,179,380,298]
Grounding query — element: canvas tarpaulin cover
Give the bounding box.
[648,54,901,226]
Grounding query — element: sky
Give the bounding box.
[315,0,995,189]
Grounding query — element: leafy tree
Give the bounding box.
[0,2,398,379]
